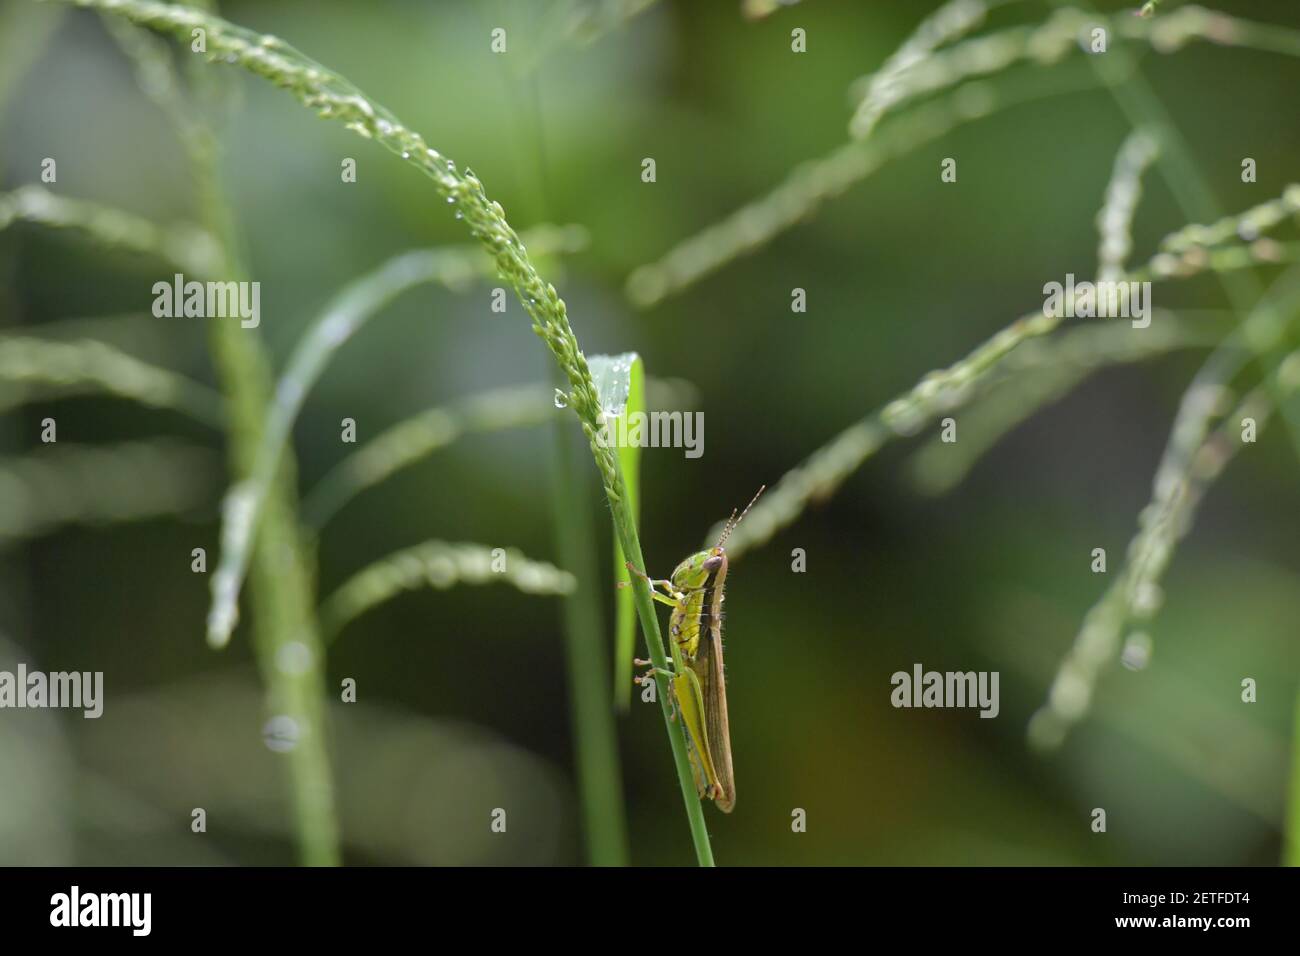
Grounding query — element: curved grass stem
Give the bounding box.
[319,540,576,643]
[64,0,716,864]
[715,188,1300,556]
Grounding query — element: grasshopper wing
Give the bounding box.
[694,563,735,812]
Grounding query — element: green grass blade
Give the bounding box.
[588,353,644,710]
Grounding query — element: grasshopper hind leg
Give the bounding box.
[633,658,679,720]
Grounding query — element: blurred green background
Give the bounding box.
[1,0,1299,865]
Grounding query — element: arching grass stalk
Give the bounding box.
[1047,0,1300,862]
[0,177,340,864]
[1031,337,1300,752]
[0,336,226,425]
[492,25,632,863]
[302,374,692,530]
[712,186,1300,555]
[1052,0,1300,460]
[0,184,219,274]
[319,541,576,643]
[627,65,1100,307]
[849,6,1300,141]
[1029,268,1300,749]
[302,383,555,529]
[206,226,587,647]
[848,0,1032,142]
[907,315,1235,495]
[0,439,217,543]
[101,4,341,865]
[59,0,716,864]
[629,3,1300,308]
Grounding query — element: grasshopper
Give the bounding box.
[626,487,764,813]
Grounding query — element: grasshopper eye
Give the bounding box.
[703,555,723,572]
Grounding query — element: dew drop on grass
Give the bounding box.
[262,715,300,753]
[275,641,313,675]
[553,389,569,409]
[1132,581,1164,617]
[1120,632,1153,671]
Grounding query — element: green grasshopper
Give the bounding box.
[626,486,764,813]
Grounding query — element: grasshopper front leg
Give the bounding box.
[621,562,684,608]
[633,657,678,678]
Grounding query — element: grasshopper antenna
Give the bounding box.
[716,485,765,550]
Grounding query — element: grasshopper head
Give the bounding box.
[671,549,725,591]
[668,486,766,591]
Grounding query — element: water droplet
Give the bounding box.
[1120,632,1153,671]
[446,196,455,204]
[400,150,410,159]
[553,389,569,409]
[262,715,300,753]
[1048,671,1091,720]
[276,641,313,675]
[453,211,463,220]
[1132,581,1164,617]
